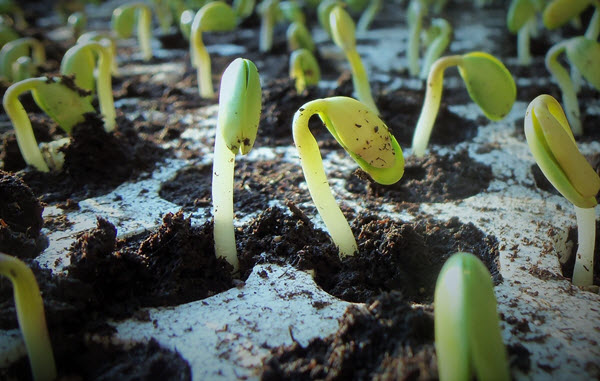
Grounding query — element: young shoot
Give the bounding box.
[0,22,19,48]
[0,253,56,381]
[257,0,281,52]
[78,31,119,76]
[2,76,95,172]
[412,52,516,157]
[293,96,404,257]
[279,0,305,23]
[11,56,34,81]
[212,58,262,273]
[435,252,510,381]
[524,95,600,287]
[287,21,315,52]
[329,5,379,114]
[190,2,237,98]
[112,3,153,61]
[419,18,452,79]
[356,0,382,33]
[545,36,600,136]
[233,0,255,19]
[0,37,45,82]
[67,11,87,40]
[289,48,320,93]
[543,0,600,40]
[317,0,341,37]
[179,9,194,40]
[507,0,537,65]
[407,0,426,77]
[61,40,116,132]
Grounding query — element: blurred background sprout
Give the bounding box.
[112,2,153,61]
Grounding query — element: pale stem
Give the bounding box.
[572,206,597,287]
[407,9,422,77]
[137,6,153,61]
[2,78,49,172]
[292,101,358,257]
[94,42,116,132]
[419,20,451,79]
[30,39,46,66]
[356,0,382,33]
[346,49,379,114]
[212,131,239,272]
[0,253,56,381]
[517,17,533,65]
[259,11,274,52]
[412,55,462,157]
[585,6,600,40]
[191,32,215,98]
[545,42,582,136]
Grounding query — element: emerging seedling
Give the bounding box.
[67,11,87,40]
[419,18,452,79]
[507,0,537,65]
[257,0,281,52]
[545,36,600,136]
[61,40,116,131]
[356,0,382,32]
[289,48,320,93]
[524,95,600,286]
[293,96,404,257]
[78,31,119,76]
[279,0,304,23]
[179,9,194,40]
[0,21,19,48]
[0,37,45,82]
[2,76,95,171]
[317,0,341,37]
[212,58,262,273]
[233,0,256,19]
[287,21,315,52]
[412,52,516,157]
[330,5,379,114]
[190,2,237,98]
[543,0,600,40]
[435,252,510,381]
[112,2,153,61]
[407,0,426,77]
[0,252,56,381]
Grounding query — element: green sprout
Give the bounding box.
[0,37,45,82]
[11,55,34,82]
[407,0,426,77]
[212,58,262,273]
[289,48,320,93]
[507,0,537,65]
[179,9,194,40]
[0,0,26,29]
[543,0,600,40]
[412,52,516,157]
[293,96,404,257]
[435,252,510,381]
[2,76,95,172]
[287,21,315,52]
[545,36,600,136]
[356,0,382,33]
[257,0,281,52]
[317,0,341,37]
[279,0,304,23]
[152,0,174,33]
[0,253,56,381]
[67,11,87,40]
[524,94,600,286]
[61,40,116,132]
[112,2,153,61]
[330,5,379,114]
[233,0,255,19]
[0,19,19,48]
[190,2,237,98]
[419,18,452,79]
[78,31,119,76]
[344,0,368,12]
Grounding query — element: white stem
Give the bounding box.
[517,18,532,66]
[137,6,153,61]
[572,206,597,287]
[346,49,378,114]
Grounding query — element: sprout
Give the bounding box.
[0,0,26,29]
[179,9,194,40]
[356,0,382,33]
[112,3,153,61]
[344,0,369,12]
[0,19,19,47]
[190,2,237,98]
[78,31,119,76]
[543,0,600,40]
[412,52,516,157]
[11,55,34,82]
[287,21,315,52]
[330,5,379,114]
[419,18,452,79]
[507,0,537,65]
[152,0,174,32]
[0,253,56,381]
[2,76,95,172]
[435,252,510,381]
[212,58,262,273]
[257,0,281,52]
[289,48,320,93]
[279,0,304,23]
[61,40,116,132]
[67,11,87,40]
[407,0,426,77]
[524,95,600,286]
[293,96,404,257]
[545,36,600,136]
[317,0,341,37]
[233,0,255,19]
[0,37,45,82]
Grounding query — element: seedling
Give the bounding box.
[289,48,320,93]
[412,52,516,157]
[317,0,341,37]
[293,96,404,257]
[179,9,194,40]
[356,0,382,32]
[407,0,426,77]
[435,252,510,381]
[0,37,45,82]
[61,40,116,132]
[212,58,262,273]
[11,55,32,81]
[233,0,255,19]
[0,253,56,381]
[507,0,537,65]
[257,0,281,52]
[78,31,119,76]
[287,21,315,52]
[279,0,304,23]
[545,36,600,136]
[524,95,600,286]
[0,20,19,47]
[0,0,26,29]
[112,2,153,61]
[2,76,95,172]
[152,0,174,32]
[190,1,237,98]
[67,11,87,39]
[330,5,379,114]
[543,0,600,40]
[419,18,452,79]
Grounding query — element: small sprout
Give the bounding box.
[67,11,87,40]
[233,0,255,19]
[344,0,369,12]
[507,0,537,65]
[419,18,452,79]
[112,2,153,61]
[356,0,382,33]
[524,95,600,286]
[11,55,34,82]
[407,0,426,77]
[190,2,238,98]
[289,48,320,93]
[0,0,26,29]
[435,252,510,381]
[330,5,379,114]
[179,9,194,40]
[543,0,600,40]
[212,58,262,273]
[412,52,516,157]
[0,37,45,82]
[78,31,119,76]
[152,0,174,32]
[2,76,95,172]
[293,96,404,257]
[0,20,19,47]
[0,252,56,381]
[317,0,341,37]
[286,21,315,52]
[257,0,282,52]
[61,40,116,132]
[279,0,304,23]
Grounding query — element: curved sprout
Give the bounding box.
[524,95,600,286]
[11,55,34,82]
[0,37,45,82]
[407,0,426,77]
[67,11,87,39]
[0,23,20,47]
[233,0,255,19]
[289,48,320,93]
[112,3,153,61]
[279,0,305,23]
[419,18,452,79]
[0,253,56,381]
[179,9,194,40]
[317,0,341,38]
[287,21,315,52]
[257,0,281,52]
[78,31,119,76]
[566,37,600,90]
[212,58,262,273]
[507,0,537,65]
[543,0,593,30]
[292,96,404,257]
[356,0,382,32]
